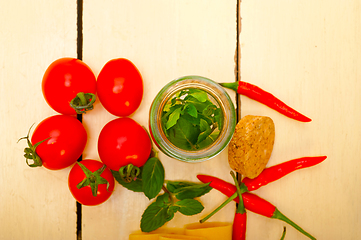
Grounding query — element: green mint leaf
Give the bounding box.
[199,118,210,132]
[142,157,165,200]
[175,199,204,216]
[189,91,208,102]
[214,108,224,130]
[140,202,170,232]
[184,95,212,112]
[167,117,200,150]
[202,104,217,117]
[181,112,201,126]
[168,182,213,200]
[111,169,143,192]
[155,193,171,207]
[197,135,217,149]
[185,103,198,118]
[166,181,196,193]
[166,107,182,130]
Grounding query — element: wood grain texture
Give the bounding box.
[81,1,238,239]
[240,0,361,239]
[1,0,360,239]
[0,1,78,239]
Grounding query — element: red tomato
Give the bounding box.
[42,58,96,115]
[31,115,87,170]
[98,117,152,171]
[96,58,143,117]
[68,160,115,206]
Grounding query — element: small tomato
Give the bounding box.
[68,160,115,206]
[98,117,152,181]
[96,58,143,117]
[19,115,87,170]
[42,58,97,115]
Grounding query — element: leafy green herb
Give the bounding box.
[111,169,143,192]
[142,157,165,200]
[175,199,204,216]
[112,154,211,232]
[140,197,171,232]
[166,181,212,200]
[161,88,223,151]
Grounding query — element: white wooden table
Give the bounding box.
[1,1,361,239]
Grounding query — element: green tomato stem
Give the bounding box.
[69,92,96,114]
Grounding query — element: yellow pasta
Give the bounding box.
[129,228,184,240]
[184,222,232,240]
[159,234,207,240]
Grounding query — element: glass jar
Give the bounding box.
[149,75,236,162]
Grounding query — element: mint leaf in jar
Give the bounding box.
[161,88,223,151]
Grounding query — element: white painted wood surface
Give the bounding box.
[1,1,360,240]
[0,1,78,240]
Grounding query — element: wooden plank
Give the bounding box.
[82,1,238,239]
[240,0,361,239]
[0,1,78,239]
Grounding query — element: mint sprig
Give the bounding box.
[112,156,211,232]
[161,88,223,150]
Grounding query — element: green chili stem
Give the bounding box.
[280,227,287,240]
[219,82,239,91]
[231,171,245,214]
[273,209,316,240]
[199,192,238,223]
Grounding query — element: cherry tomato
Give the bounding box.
[30,115,87,170]
[42,58,97,115]
[68,159,115,206]
[98,117,152,171]
[96,58,144,117]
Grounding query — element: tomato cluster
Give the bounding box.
[19,57,151,206]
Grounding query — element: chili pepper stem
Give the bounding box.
[200,192,238,223]
[280,227,287,240]
[231,171,245,214]
[272,208,316,240]
[219,82,239,91]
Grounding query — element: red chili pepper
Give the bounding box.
[231,171,247,240]
[233,211,247,240]
[220,81,311,122]
[197,175,316,240]
[243,156,327,191]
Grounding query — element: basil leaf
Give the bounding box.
[142,157,165,200]
[175,199,204,216]
[111,169,143,192]
[140,202,170,232]
[170,182,213,200]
